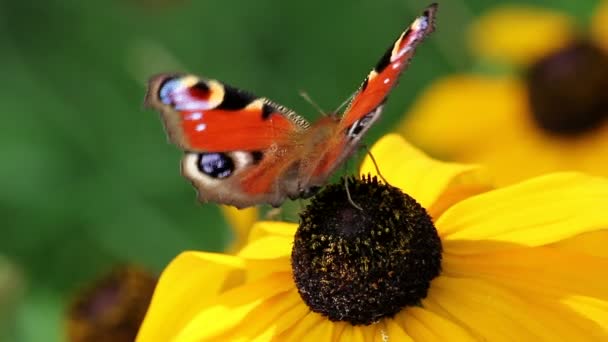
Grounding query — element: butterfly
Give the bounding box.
[145,4,437,209]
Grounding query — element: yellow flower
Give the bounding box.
[400,2,608,185]
[137,134,608,341]
[220,205,258,253]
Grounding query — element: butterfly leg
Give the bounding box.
[265,207,283,220]
[360,144,390,185]
[344,177,363,211]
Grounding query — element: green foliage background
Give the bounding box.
[0,0,599,340]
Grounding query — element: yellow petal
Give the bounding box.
[238,235,293,260]
[251,293,310,341]
[246,221,297,244]
[562,295,608,338]
[399,307,476,341]
[330,322,348,341]
[338,324,366,342]
[361,134,491,217]
[221,205,258,253]
[237,233,293,281]
[398,75,527,160]
[468,5,574,66]
[217,289,307,341]
[378,319,413,342]
[301,318,335,341]
[358,323,377,342]
[277,312,326,340]
[438,173,608,251]
[136,252,245,342]
[425,276,594,340]
[591,0,608,51]
[550,230,608,258]
[175,272,293,341]
[443,246,608,300]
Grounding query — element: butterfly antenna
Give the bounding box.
[299,91,328,117]
[334,90,356,115]
[361,144,389,185]
[265,207,283,221]
[344,177,363,211]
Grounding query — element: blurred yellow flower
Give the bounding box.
[67,265,157,342]
[137,134,608,341]
[400,2,608,185]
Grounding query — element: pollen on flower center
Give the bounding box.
[526,40,608,136]
[291,175,442,325]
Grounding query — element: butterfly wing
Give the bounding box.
[341,4,437,131]
[145,74,309,151]
[311,4,438,180]
[145,74,310,208]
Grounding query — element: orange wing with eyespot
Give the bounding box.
[145,4,438,208]
[145,74,309,152]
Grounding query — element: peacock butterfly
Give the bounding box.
[145,4,437,208]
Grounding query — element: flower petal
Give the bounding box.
[398,76,527,161]
[302,319,334,341]
[237,232,293,281]
[399,307,476,341]
[438,173,608,250]
[246,221,297,244]
[443,246,608,300]
[136,252,245,342]
[562,295,608,338]
[338,324,367,342]
[550,230,608,258]
[175,272,294,341]
[379,319,413,342]
[361,134,491,216]
[221,205,258,252]
[277,312,326,341]
[250,293,310,341]
[217,289,307,341]
[238,235,293,260]
[591,0,608,51]
[468,5,574,66]
[443,242,608,336]
[425,276,598,340]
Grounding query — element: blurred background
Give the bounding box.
[0,0,602,340]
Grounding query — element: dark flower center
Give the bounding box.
[526,40,608,136]
[291,175,442,325]
[67,266,157,342]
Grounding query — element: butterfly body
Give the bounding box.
[146,4,437,208]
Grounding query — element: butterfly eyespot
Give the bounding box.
[189,81,211,100]
[197,153,235,179]
[158,77,180,105]
[147,4,436,208]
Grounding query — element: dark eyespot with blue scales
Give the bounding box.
[197,153,234,179]
[158,76,180,105]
